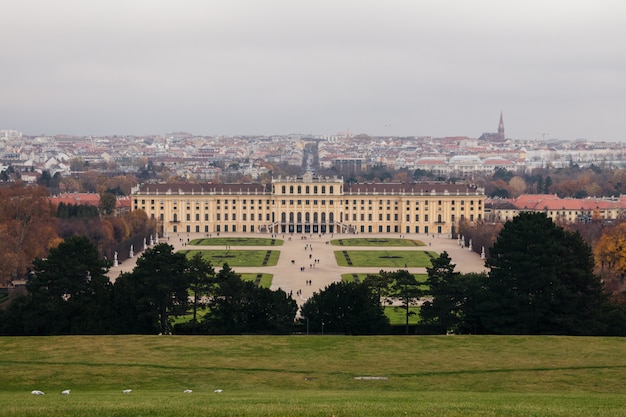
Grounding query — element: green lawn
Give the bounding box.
[341,273,428,283]
[2,335,626,416]
[189,237,283,246]
[239,273,273,288]
[335,250,437,267]
[331,238,425,246]
[385,305,421,325]
[182,249,280,267]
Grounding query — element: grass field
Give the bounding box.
[182,249,280,267]
[384,306,421,325]
[239,273,273,288]
[341,273,428,283]
[331,238,425,246]
[335,250,437,267]
[1,335,626,416]
[189,237,283,246]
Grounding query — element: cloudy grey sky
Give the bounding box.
[1,0,625,140]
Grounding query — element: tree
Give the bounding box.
[0,183,59,285]
[124,209,149,235]
[385,269,423,334]
[186,252,216,333]
[38,170,52,187]
[198,264,297,334]
[421,252,464,334]
[483,212,609,335]
[300,281,390,335]
[363,272,393,306]
[594,223,626,280]
[0,236,112,335]
[508,176,527,197]
[99,192,117,215]
[110,271,158,334]
[493,167,514,183]
[127,243,189,334]
[543,176,553,194]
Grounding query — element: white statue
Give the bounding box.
[130,245,134,258]
[113,251,118,267]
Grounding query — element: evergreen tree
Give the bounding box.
[127,243,189,334]
[1,236,111,335]
[483,212,608,335]
[300,281,390,335]
[198,264,297,334]
[544,176,553,193]
[421,251,463,334]
[385,269,423,334]
[363,271,393,306]
[110,271,160,334]
[186,252,216,334]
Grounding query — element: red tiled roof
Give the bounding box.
[509,194,621,211]
[416,159,446,165]
[49,193,100,206]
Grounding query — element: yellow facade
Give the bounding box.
[132,175,485,236]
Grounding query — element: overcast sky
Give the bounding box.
[1,0,625,141]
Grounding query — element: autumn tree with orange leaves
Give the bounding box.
[594,223,626,281]
[0,184,61,285]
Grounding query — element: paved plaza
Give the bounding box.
[107,233,488,305]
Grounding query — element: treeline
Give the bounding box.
[302,213,626,336]
[0,182,152,285]
[3,213,625,336]
[0,238,297,335]
[56,202,100,218]
[0,184,60,286]
[459,215,626,289]
[421,213,625,335]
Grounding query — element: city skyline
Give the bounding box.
[1,0,625,141]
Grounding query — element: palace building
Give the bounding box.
[132,173,485,236]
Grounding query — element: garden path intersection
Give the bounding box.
[107,233,487,305]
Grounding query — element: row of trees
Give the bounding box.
[0,183,154,285]
[0,184,61,285]
[302,213,626,336]
[486,164,626,199]
[0,238,297,335]
[459,211,626,287]
[2,208,625,336]
[423,213,626,335]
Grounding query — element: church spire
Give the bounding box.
[497,112,504,141]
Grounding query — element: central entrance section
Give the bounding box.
[272,173,344,234]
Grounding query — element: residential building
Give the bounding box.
[486,194,626,223]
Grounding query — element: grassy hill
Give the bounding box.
[1,335,626,416]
